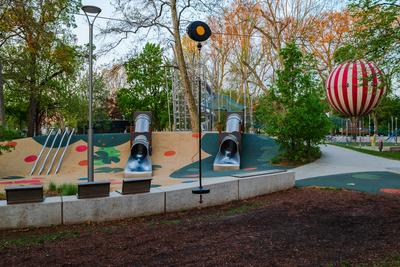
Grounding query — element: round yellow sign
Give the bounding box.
[196,26,205,36]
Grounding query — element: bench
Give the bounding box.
[5,185,44,204]
[78,181,110,199]
[119,178,152,195]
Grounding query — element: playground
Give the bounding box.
[1,0,400,266]
[0,131,286,193]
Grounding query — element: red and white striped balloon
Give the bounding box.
[326,60,386,117]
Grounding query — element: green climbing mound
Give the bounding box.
[170,133,289,178]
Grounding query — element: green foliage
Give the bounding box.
[333,44,358,64]
[373,95,400,134]
[0,126,22,154]
[48,182,57,192]
[47,182,77,196]
[337,0,400,91]
[255,43,331,163]
[0,126,23,141]
[61,73,110,130]
[0,0,83,136]
[117,43,171,130]
[57,183,77,196]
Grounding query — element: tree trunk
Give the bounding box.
[170,0,199,132]
[0,63,5,126]
[372,112,378,135]
[27,93,37,137]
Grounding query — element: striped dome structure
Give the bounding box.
[326,60,386,117]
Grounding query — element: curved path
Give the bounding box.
[294,145,400,180]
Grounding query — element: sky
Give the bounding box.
[72,0,208,68]
[72,0,132,67]
[72,0,350,69]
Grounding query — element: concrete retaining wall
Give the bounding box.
[0,197,62,229]
[0,171,295,229]
[238,171,295,200]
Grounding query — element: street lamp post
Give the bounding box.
[186,21,212,201]
[82,5,101,182]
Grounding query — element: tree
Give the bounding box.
[373,96,400,135]
[0,63,4,126]
[60,72,110,130]
[104,0,221,132]
[348,0,400,82]
[0,0,81,136]
[116,43,171,130]
[334,0,399,89]
[301,11,354,83]
[255,43,330,162]
[333,0,400,134]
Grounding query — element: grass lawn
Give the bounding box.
[332,143,400,161]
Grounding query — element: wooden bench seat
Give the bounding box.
[78,181,110,199]
[5,185,44,204]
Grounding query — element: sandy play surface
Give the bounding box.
[0,132,283,193]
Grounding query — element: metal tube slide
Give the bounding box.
[29,128,55,176]
[213,113,241,171]
[124,114,152,178]
[135,114,150,133]
[38,129,61,175]
[226,113,241,133]
[46,127,69,175]
[55,128,75,174]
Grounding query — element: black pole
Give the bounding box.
[198,43,202,189]
[192,42,209,198]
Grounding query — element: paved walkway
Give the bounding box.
[294,145,400,180]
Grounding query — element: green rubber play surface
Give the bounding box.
[31,132,289,179]
[170,133,290,179]
[296,172,400,194]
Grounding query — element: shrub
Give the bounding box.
[47,182,77,196]
[255,42,331,163]
[57,183,77,196]
[48,182,57,192]
[0,126,23,142]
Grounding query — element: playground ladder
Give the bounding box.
[55,128,75,174]
[29,128,55,176]
[38,129,61,175]
[46,127,70,175]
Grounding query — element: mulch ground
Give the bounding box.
[1,188,400,266]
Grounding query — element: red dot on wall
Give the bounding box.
[6,141,17,147]
[76,145,88,152]
[24,155,37,163]
[164,151,176,157]
[192,133,200,138]
[79,160,88,166]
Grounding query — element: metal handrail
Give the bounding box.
[55,128,75,174]
[38,129,61,175]
[46,127,69,175]
[29,128,55,176]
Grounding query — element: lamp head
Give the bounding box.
[186,21,211,42]
[82,5,102,14]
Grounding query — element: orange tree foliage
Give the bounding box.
[302,11,354,82]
